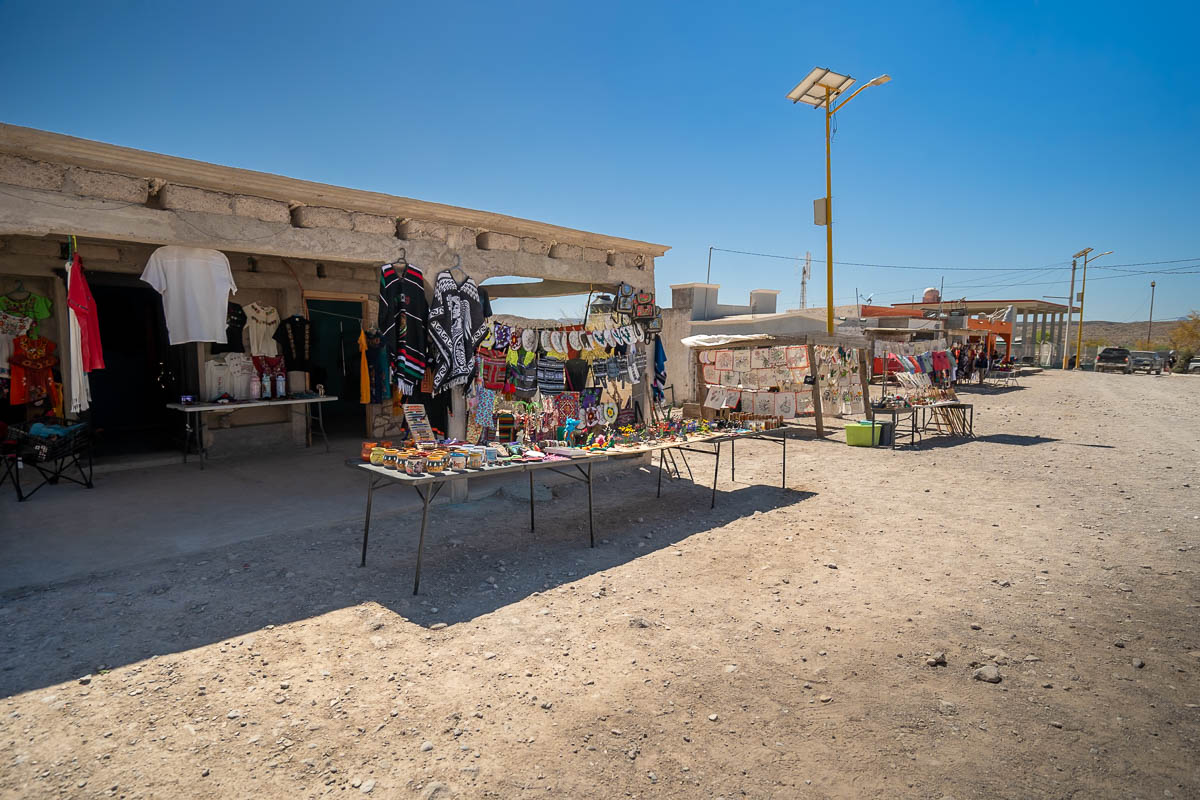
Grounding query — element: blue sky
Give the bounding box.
[2,1,1197,321]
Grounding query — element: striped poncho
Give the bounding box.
[378,262,429,395]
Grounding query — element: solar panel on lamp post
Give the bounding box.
[787,68,891,335]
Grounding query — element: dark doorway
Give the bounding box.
[305,298,365,437]
[86,274,194,458]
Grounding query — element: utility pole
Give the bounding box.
[1147,280,1156,345]
[1062,259,1077,369]
[1073,248,1112,370]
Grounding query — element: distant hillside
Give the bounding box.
[1078,319,1180,350]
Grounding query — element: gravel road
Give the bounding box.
[2,371,1198,799]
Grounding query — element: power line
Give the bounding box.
[710,246,1200,273]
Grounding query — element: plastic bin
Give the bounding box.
[845,421,881,447]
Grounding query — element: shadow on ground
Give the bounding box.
[0,458,816,696]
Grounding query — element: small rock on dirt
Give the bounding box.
[927,652,947,667]
[708,713,718,721]
[1133,659,1145,669]
[421,740,434,752]
[629,617,652,628]
[937,700,957,716]
[973,665,1002,683]
[970,623,982,631]
[360,779,375,793]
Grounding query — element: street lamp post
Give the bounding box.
[788,68,891,335]
[1072,247,1113,370]
[1147,280,1156,346]
[1061,259,1077,369]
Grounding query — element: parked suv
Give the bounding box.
[1094,347,1132,374]
[1189,357,1200,374]
[1130,351,1164,374]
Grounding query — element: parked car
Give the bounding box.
[1130,350,1165,374]
[1189,357,1200,374]
[1094,347,1132,374]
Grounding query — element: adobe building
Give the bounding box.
[0,123,667,461]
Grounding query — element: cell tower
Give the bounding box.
[801,252,811,309]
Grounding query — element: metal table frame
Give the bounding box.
[871,406,918,449]
[166,397,336,469]
[355,455,606,594]
[916,403,974,438]
[610,428,790,508]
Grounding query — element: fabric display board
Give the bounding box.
[698,344,813,419]
[815,345,865,418]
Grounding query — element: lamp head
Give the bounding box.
[866,74,892,87]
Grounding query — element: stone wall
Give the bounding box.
[0,136,664,457]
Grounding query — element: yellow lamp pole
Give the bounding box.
[1072,248,1112,369]
[788,69,890,335]
[824,86,834,334]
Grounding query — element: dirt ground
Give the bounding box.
[2,371,1198,799]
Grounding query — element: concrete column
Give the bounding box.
[1021,309,1032,359]
[1055,312,1066,366]
[1048,313,1061,365]
[1035,312,1046,363]
[449,387,468,501]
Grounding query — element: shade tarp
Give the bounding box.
[680,334,776,349]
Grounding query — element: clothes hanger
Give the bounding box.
[448,254,468,280]
[394,247,407,268]
[6,280,30,301]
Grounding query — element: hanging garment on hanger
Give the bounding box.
[141,246,237,344]
[653,335,667,402]
[0,290,52,338]
[211,302,248,354]
[358,329,370,404]
[273,314,313,372]
[427,269,487,394]
[9,334,57,405]
[0,312,32,386]
[66,254,104,372]
[378,262,429,395]
[245,302,281,356]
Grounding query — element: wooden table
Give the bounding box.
[353,453,608,594]
[166,396,337,469]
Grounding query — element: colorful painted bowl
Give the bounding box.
[382,448,401,469]
[449,452,468,470]
[483,446,498,464]
[361,441,378,462]
[404,457,426,476]
[467,449,484,469]
[425,453,447,473]
[369,447,387,466]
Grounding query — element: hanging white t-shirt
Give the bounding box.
[245,302,280,356]
[141,246,237,345]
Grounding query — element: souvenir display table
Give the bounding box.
[869,402,974,449]
[352,452,607,594]
[916,402,974,439]
[604,425,791,508]
[871,405,918,450]
[166,396,337,469]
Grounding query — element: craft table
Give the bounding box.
[870,406,918,449]
[916,402,974,439]
[353,453,607,594]
[606,427,791,508]
[166,396,337,469]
